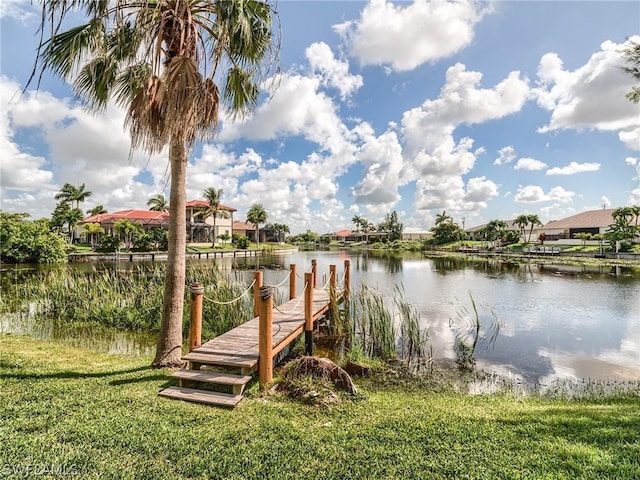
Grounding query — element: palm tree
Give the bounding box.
[114,218,143,251]
[87,205,107,216]
[32,1,279,367]
[247,203,268,249]
[81,222,105,249]
[55,183,92,210]
[513,214,529,244]
[435,210,452,226]
[621,40,640,103]
[147,194,169,212]
[199,188,229,247]
[525,214,543,244]
[351,215,364,232]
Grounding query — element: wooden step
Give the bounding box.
[158,386,242,407]
[171,369,252,386]
[182,351,258,369]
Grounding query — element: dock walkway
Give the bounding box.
[159,261,348,407]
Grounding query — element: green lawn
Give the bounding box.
[1,334,638,479]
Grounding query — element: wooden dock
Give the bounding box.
[159,261,348,408]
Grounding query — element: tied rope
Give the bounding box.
[203,279,256,305]
[273,282,308,315]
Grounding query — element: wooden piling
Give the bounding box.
[253,270,263,317]
[188,283,204,352]
[289,264,297,300]
[329,264,337,310]
[258,286,274,388]
[304,272,314,356]
[344,259,351,298]
[311,259,317,288]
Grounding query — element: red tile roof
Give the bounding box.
[334,229,353,237]
[84,209,170,225]
[186,200,237,211]
[233,221,256,230]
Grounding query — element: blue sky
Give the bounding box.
[1,0,639,234]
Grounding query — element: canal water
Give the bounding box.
[2,249,638,387]
[251,250,640,386]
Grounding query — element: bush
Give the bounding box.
[0,212,67,263]
[233,235,250,249]
[98,234,121,252]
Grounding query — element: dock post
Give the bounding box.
[188,283,204,352]
[329,264,337,309]
[344,259,351,299]
[258,286,274,388]
[289,264,297,300]
[304,272,314,356]
[253,271,263,317]
[311,259,317,288]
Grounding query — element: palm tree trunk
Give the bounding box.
[153,137,187,368]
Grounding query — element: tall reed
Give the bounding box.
[3,264,255,339]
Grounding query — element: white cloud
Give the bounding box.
[619,127,640,151]
[0,0,34,20]
[352,127,404,209]
[600,196,611,208]
[306,42,363,99]
[0,76,171,218]
[625,157,638,167]
[535,37,640,143]
[629,187,640,205]
[335,0,489,72]
[402,64,529,212]
[514,157,547,171]
[514,185,575,204]
[494,145,516,165]
[546,161,600,176]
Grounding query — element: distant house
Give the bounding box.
[185,200,236,244]
[83,210,170,235]
[465,220,519,241]
[536,209,621,241]
[233,221,281,243]
[322,229,389,243]
[233,221,257,242]
[82,200,236,245]
[402,228,433,241]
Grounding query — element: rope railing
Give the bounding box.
[273,282,308,315]
[203,279,256,305]
[265,269,292,289]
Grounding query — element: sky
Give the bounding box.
[1,0,639,234]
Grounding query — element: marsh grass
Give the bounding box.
[1,265,255,340]
[323,284,430,366]
[449,292,502,371]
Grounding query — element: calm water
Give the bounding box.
[2,250,639,385]
[251,250,640,385]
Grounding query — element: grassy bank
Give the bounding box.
[1,334,638,480]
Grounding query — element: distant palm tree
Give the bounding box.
[81,222,105,249]
[147,194,169,212]
[351,215,364,232]
[247,203,268,249]
[514,214,529,243]
[30,0,279,367]
[525,214,543,244]
[435,210,452,226]
[55,183,92,210]
[200,188,229,247]
[87,205,107,216]
[114,218,143,251]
